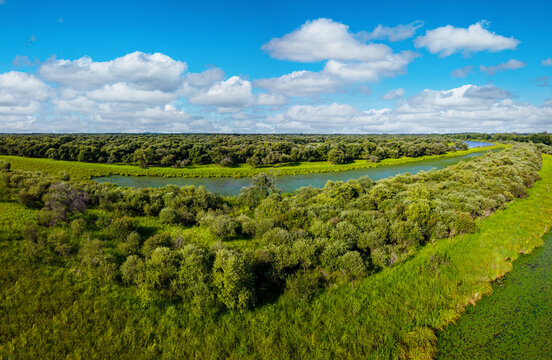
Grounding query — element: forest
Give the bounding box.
[0,134,467,167]
[0,135,550,359]
[457,132,552,145]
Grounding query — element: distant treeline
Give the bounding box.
[457,132,552,145]
[0,134,467,167]
[0,145,541,310]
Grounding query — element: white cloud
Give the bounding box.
[255,51,417,97]
[264,103,363,132]
[185,67,225,88]
[415,21,519,57]
[261,18,393,62]
[451,65,474,78]
[86,82,177,104]
[324,51,417,82]
[189,76,254,107]
[39,51,187,91]
[480,59,527,75]
[360,21,424,42]
[257,19,419,97]
[254,71,343,97]
[256,92,289,106]
[541,58,552,66]
[261,84,552,133]
[0,71,52,106]
[0,72,53,131]
[381,88,405,100]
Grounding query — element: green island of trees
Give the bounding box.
[0,135,551,359]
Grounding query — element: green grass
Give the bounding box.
[436,232,552,359]
[0,144,505,181]
[2,149,549,360]
[0,202,36,242]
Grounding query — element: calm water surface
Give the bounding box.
[437,232,552,359]
[95,141,495,196]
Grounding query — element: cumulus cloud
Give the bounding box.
[185,67,225,88]
[480,59,527,75]
[256,92,289,106]
[415,21,519,57]
[260,84,552,133]
[323,51,417,82]
[189,76,254,107]
[255,51,417,97]
[86,82,178,104]
[542,58,552,66]
[261,18,393,62]
[0,72,53,131]
[257,18,419,97]
[39,51,187,91]
[254,71,343,97]
[381,88,405,100]
[264,103,363,132]
[451,65,474,78]
[360,21,424,42]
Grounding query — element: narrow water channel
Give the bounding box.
[437,232,552,359]
[94,149,494,196]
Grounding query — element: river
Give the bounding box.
[94,141,495,197]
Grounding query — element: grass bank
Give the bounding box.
[0,144,505,181]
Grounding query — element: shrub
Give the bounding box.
[108,216,137,240]
[118,231,141,256]
[141,233,172,257]
[159,207,178,224]
[120,255,144,284]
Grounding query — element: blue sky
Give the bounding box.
[0,0,551,133]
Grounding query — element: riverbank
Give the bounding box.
[0,144,505,181]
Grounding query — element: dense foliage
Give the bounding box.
[457,132,552,145]
[0,134,467,167]
[0,145,541,313]
[2,144,552,359]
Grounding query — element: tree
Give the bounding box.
[212,249,254,310]
[174,244,215,309]
[42,182,89,225]
[327,149,352,164]
[79,239,118,282]
[141,233,172,257]
[120,255,144,284]
[238,173,277,208]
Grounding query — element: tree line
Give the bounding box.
[0,134,467,167]
[457,132,552,145]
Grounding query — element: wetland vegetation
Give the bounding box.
[0,134,550,359]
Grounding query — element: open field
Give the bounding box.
[0,144,505,181]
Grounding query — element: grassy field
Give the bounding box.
[1,150,549,360]
[0,144,505,181]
